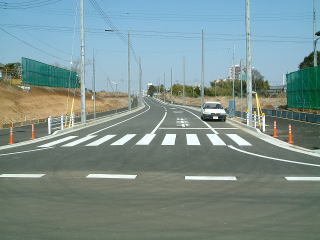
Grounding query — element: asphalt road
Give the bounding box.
[1,97,320,240]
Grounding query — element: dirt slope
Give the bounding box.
[0,83,128,125]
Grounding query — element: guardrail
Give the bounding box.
[48,114,74,135]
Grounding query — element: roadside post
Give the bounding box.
[48,116,52,135]
[60,115,64,130]
[9,127,14,144]
[253,111,257,128]
[31,124,36,140]
[273,120,278,138]
[262,113,266,132]
[246,110,249,126]
[71,113,75,127]
[288,124,294,144]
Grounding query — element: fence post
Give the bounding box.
[61,115,64,130]
[262,113,266,132]
[48,116,52,135]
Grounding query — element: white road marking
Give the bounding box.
[0,174,45,178]
[86,135,116,146]
[88,99,151,136]
[162,134,176,145]
[185,176,237,181]
[136,134,156,145]
[226,134,251,146]
[159,128,210,130]
[206,134,226,146]
[150,107,167,134]
[38,136,78,148]
[111,134,136,145]
[228,145,320,168]
[285,177,320,181]
[186,134,200,145]
[62,135,97,147]
[0,147,53,157]
[176,107,219,134]
[86,174,137,179]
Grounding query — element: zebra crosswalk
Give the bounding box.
[38,133,253,148]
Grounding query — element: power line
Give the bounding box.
[0,0,62,9]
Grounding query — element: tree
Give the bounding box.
[299,51,320,69]
[4,62,21,78]
[147,85,157,97]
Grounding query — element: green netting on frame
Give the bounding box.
[286,66,320,110]
[22,57,79,88]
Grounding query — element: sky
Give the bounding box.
[0,0,316,93]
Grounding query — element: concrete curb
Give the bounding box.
[0,105,145,151]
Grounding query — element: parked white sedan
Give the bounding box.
[201,101,227,121]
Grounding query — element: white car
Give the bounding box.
[201,101,227,121]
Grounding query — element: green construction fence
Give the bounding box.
[22,57,79,88]
[286,66,320,110]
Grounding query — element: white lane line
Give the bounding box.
[0,147,53,157]
[185,176,237,181]
[186,134,200,145]
[88,99,151,136]
[206,134,226,146]
[150,107,167,134]
[136,134,156,145]
[285,177,320,181]
[62,135,97,147]
[86,174,137,179]
[86,135,116,146]
[0,174,45,178]
[161,134,176,145]
[176,107,219,134]
[110,134,136,145]
[38,136,78,148]
[228,145,320,168]
[226,134,251,146]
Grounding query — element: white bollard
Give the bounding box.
[262,114,266,132]
[254,112,257,128]
[61,115,64,130]
[246,112,249,126]
[48,116,52,135]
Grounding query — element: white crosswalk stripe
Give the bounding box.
[136,134,156,145]
[161,134,176,145]
[62,135,97,147]
[86,135,116,146]
[111,134,136,145]
[186,134,200,145]
[38,133,252,147]
[38,136,78,148]
[206,134,226,146]
[226,134,252,146]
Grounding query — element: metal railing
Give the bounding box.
[48,114,74,135]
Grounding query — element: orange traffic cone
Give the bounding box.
[31,124,36,140]
[288,124,294,144]
[273,120,278,138]
[9,127,14,144]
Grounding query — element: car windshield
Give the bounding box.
[203,103,223,109]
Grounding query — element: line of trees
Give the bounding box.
[148,69,270,97]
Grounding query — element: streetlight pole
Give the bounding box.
[139,57,142,106]
[183,56,186,105]
[246,0,253,125]
[232,44,235,105]
[92,49,96,119]
[201,29,205,107]
[80,0,86,123]
[163,72,166,103]
[128,30,131,111]
[314,0,317,67]
[170,67,173,103]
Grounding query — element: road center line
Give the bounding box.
[150,106,167,134]
[228,145,320,168]
[88,99,151,136]
[185,176,237,181]
[0,147,53,157]
[86,174,137,179]
[0,174,45,178]
[285,177,320,181]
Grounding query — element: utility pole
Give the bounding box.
[139,57,142,106]
[128,31,131,111]
[201,29,205,107]
[80,0,86,123]
[163,72,166,103]
[92,49,96,119]
[246,0,253,124]
[183,56,186,105]
[314,0,317,67]
[240,59,243,118]
[170,68,173,103]
[232,44,235,104]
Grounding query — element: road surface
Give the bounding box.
[0,97,320,239]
